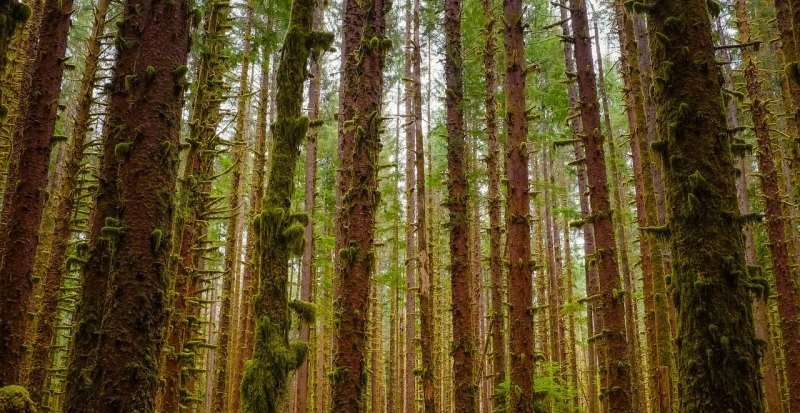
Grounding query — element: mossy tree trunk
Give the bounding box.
[213,3,253,410]
[231,38,272,413]
[0,0,28,118]
[503,0,534,408]
[330,0,389,407]
[444,0,476,408]
[414,0,437,409]
[24,0,110,405]
[242,0,331,407]
[558,6,599,411]
[0,0,73,387]
[734,0,800,408]
[645,0,765,410]
[570,0,633,410]
[61,0,191,407]
[594,19,644,412]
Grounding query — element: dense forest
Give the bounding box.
[0,0,799,409]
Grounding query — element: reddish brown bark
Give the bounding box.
[481,0,503,405]
[0,0,73,386]
[444,0,476,409]
[735,0,800,407]
[25,0,110,404]
[330,0,388,407]
[503,0,534,409]
[570,0,632,410]
[62,0,191,408]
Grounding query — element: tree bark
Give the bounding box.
[242,0,330,409]
[503,0,534,409]
[0,0,73,386]
[24,0,110,405]
[646,0,765,410]
[62,0,191,408]
[330,0,388,407]
[444,0,476,409]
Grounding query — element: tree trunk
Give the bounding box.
[444,0,476,410]
[481,0,504,406]
[646,0,765,410]
[213,4,253,410]
[61,0,191,408]
[24,0,110,405]
[330,0,388,407]
[503,0,534,408]
[593,19,643,412]
[735,0,800,408]
[570,0,633,410]
[242,0,330,409]
[294,5,323,412]
[0,0,73,386]
[0,0,28,118]
[231,40,272,413]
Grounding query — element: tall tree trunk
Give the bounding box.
[0,0,73,386]
[330,0,388,407]
[734,0,800,407]
[593,19,643,412]
[295,5,323,412]
[24,0,110,405]
[481,0,504,407]
[444,0,476,409]
[61,0,191,407]
[570,0,633,410]
[214,5,253,410]
[231,40,272,413]
[645,0,765,410]
[558,6,599,411]
[402,2,417,410]
[0,0,28,118]
[242,0,331,409]
[503,0,534,408]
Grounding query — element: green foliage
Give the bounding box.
[114,142,132,157]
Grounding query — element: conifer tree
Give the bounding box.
[61,0,192,408]
[242,0,332,408]
[646,0,764,410]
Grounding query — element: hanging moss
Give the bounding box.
[289,299,316,324]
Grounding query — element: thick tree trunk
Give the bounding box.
[242,0,330,409]
[503,0,534,409]
[25,0,110,405]
[0,0,73,386]
[444,0,476,410]
[62,0,191,408]
[330,0,388,407]
[646,0,765,410]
